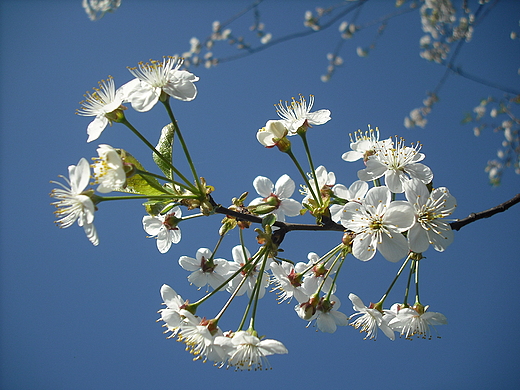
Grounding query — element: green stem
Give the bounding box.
[378,253,412,305]
[96,195,182,202]
[120,117,197,193]
[299,132,320,201]
[402,259,416,307]
[161,99,203,192]
[248,251,269,330]
[414,259,421,305]
[286,149,321,206]
[135,169,195,193]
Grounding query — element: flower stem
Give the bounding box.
[286,149,321,206]
[299,132,320,200]
[378,253,412,305]
[120,117,197,193]
[161,99,203,193]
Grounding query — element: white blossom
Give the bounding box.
[178,248,230,290]
[142,206,182,253]
[50,158,98,246]
[275,94,331,134]
[387,303,447,339]
[340,186,416,262]
[77,76,125,143]
[91,144,126,193]
[404,179,457,252]
[348,293,395,340]
[249,174,301,221]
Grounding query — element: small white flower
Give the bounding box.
[275,94,331,134]
[214,330,288,370]
[249,174,301,221]
[341,126,392,162]
[77,76,125,143]
[358,137,433,193]
[178,248,230,290]
[227,245,269,299]
[348,293,395,340]
[269,261,309,303]
[314,295,349,333]
[178,312,225,364]
[158,284,186,337]
[91,144,126,193]
[404,180,457,252]
[340,186,416,262]
[256,120,288,148]
[329,180,369,222]
[301,165,336,206]
[83,0,121,21]
[122,57,199,112]
[50,158,98,246]
[142,206,182,253]
[387,303,447,340]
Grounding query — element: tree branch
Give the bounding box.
[210,193,520,237]
[449,193,520,231]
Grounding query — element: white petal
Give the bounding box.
[253,176,274,197]
[408,224,430,253]
[179,256,200,271]
[379,233,409,262]
[279,198,302,217]
[86,116,109,143]
[274,174,295,198]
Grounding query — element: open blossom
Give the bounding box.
[227,245,269,299]
[77,76,125,143]
[342,126,392,162]
[83,0,121,21]
[249,174,301,221]
[329,180,369,222]
[178,312,226,364]
[158,284,186,337]
[301,165,336,206]
[214,330,288,370]
[121,56,199,112]
[314,296,349,333]
[275,94,331,134]
[348,293,395,340]
[178,248,230,290]
[269,260,309,303]
[142,206,182,253]
[91,144,126,193]
[340,186,416,262]
[387,303,447,339]
[50,158,98,246]
[358,137,433,193]
[405,179,457,252]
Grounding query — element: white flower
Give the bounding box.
[358,137,433,193]
[178,248,230,290]
[50,158,98,246]
[214,330,288,370]
[77,76,125,143]
[387,303,447,340]
[158,284,186,337]
[82,0,121,21]
[249,174,301,221]
[121,57,199,112]
[178,312,225,364]
[275,94,331,134]
[340,186,416,262]
[348,293,395,340]
[256,120,288,148]
[329,180,369,222]
[142,206,182,253]
[301,165,336,206]
[269,261,309,303]
[227,245,269,299]
[91,144,126,193]
[404,180,457,253]
[341,126,392,162]
[314,295,349,333]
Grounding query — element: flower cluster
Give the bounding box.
[51,58,459,370]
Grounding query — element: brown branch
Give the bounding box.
[211,193,520,237]
[449,193,520,231]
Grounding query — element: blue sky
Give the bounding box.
[1,0,519,389]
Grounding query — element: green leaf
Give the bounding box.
[154,123,175,179]
[118,149,168,196]
[261,214,277,228]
